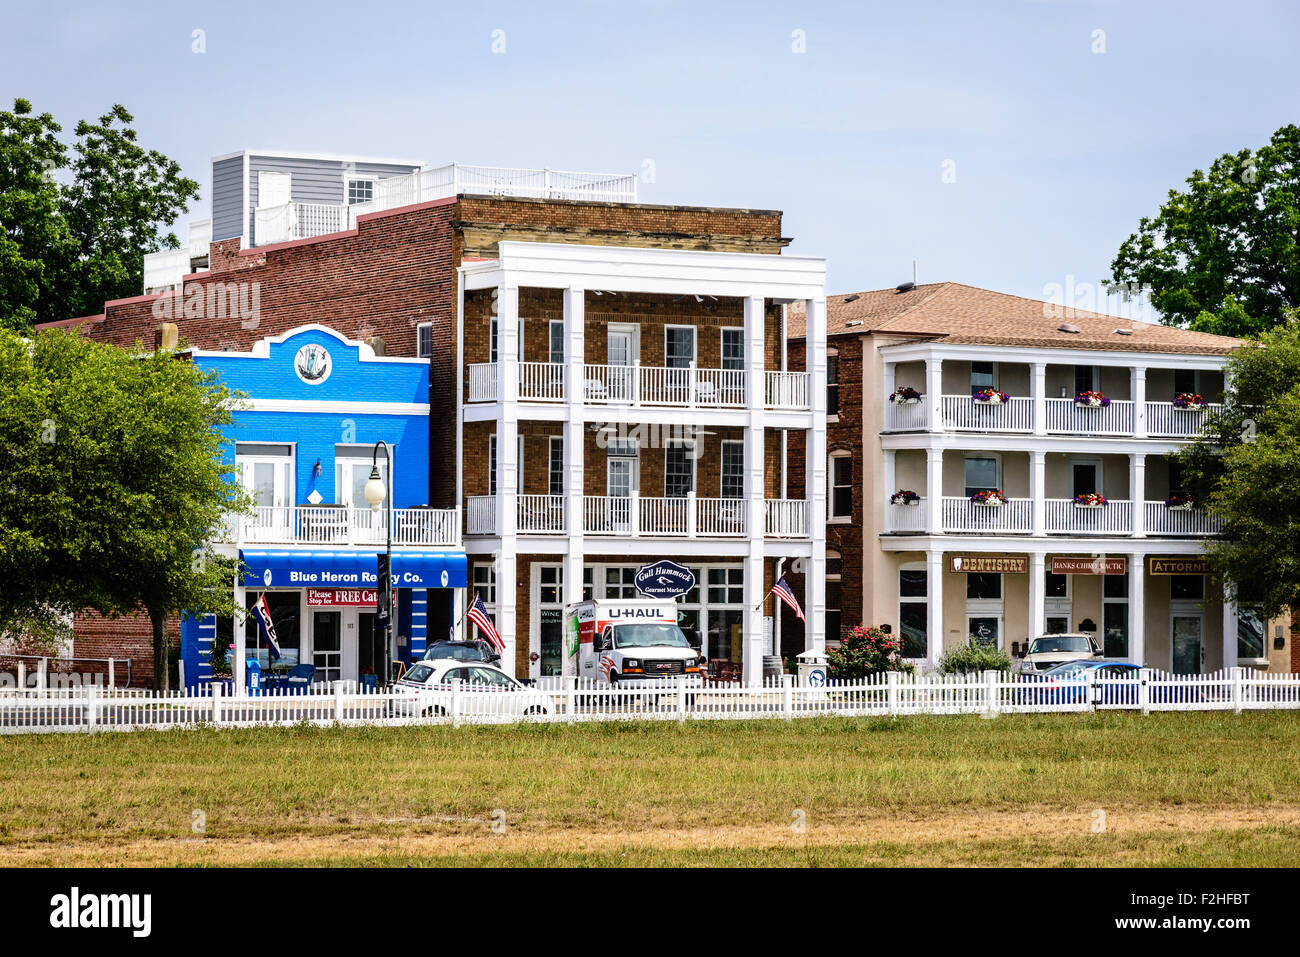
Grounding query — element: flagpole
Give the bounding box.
[752,585,775,613]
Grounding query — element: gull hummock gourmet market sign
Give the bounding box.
[635,560,696,599]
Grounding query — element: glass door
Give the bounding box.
[539,608,563,678]
[607,328,635,402]
[968,616,1001,649]
[357,611,381,684]
[239,457,292,541]
[312,611,342,684]
[607,456,634,532]
[1171,616,1203,674]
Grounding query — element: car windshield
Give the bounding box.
[612,623,691,649]
[1044,660,1093,676]
[424,642,487,661]
[404,664,435,683]
[1029,635,1092,654]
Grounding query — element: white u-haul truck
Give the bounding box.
[565,598,703,685]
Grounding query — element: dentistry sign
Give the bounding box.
[634,560,696,599]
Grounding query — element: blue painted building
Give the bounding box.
[179,324,465,691]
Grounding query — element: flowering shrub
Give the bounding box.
[969,489,1005,505]
[826,624,915,680]
[1165,493,1196,508]
[1073,492,1108,506]
[890,386,922,404]
[1173,392,1208,409]
[972,387,1009,403]
[890,489,921,505]
[1074,390,1110,406]
[938,638,1013,675]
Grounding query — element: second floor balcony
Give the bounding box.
[885,394,1223,440]
[465,493,810,540]
[886,497,1222,538]
[215,505,460,548]
[466,362,810,411]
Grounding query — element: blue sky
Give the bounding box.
[3,0,1296,313]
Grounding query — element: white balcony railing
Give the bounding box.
[1146,402,1222,438]
[888,497,1222,537]
[1144,501,1224,536]
[217,506,459,547]
[765,499,809,537]
[884,397,929,431]
[765,371,811,410]
[141,220,214,292]
[1045,499,1134,535]
[466,494,806,539]
[886,499,928,533]
[467,362,809,412]
[943,395,1033,432]
[942,497,1033,534]
[348,164,638,228]
[1046,398,1135,435]
[254,201,348,246]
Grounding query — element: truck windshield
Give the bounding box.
[1029,636,1092,654]
[612,623,691,649]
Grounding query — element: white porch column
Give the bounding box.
[1130,553,1146,667]
[1032,362,1047,436]
[926,448,943,534]
[1130,452,1146,537]
[495,284,520,675]
[1222,594,1239,671]
[1028,552,1045,643]
[804,296,829,655]
[562,286,586,677]
[882,361,896,429]
[232,574,246,692]
[1132,366,1148,438]
[926,548,944,670]
[1030,450,1045,536]
[925,357,943,432]
[883,449,896,529]
[743,295,769,684]
[452,584,466,642]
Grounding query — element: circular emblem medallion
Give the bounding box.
[294,343,332,384]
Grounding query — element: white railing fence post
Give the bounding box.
[984,669,1000,715]
[86,685,98,729]
[1084,668,1097,711]
[451,677,462,727]
[782,673,793,719]
[1138,668,1151,715]
[212,681,223,726]
[566,674,576,724]
[1231,666,1243,714]
[334,680,344,723]
[887,671,899,716]
[677,675,688,722]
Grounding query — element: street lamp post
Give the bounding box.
[364,441,392,688]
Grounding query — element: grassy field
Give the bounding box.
[3,711,1299,866]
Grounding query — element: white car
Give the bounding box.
[392,659,553,718]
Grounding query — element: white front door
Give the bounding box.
[1171,615,1203,674]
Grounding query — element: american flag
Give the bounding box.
[467,594,505,654]
[772,576,805,622]
[253,594,282,660]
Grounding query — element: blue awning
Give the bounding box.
[239,550,467,590]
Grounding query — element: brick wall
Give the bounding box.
[72,610,181,688]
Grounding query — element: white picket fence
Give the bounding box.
[2,668,1298,734]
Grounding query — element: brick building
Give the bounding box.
[786,282,1292,674]
[42,153,829,685]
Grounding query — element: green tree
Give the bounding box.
[0,327,246,689]
[0,99,199,332]
[1177,311,1300,618]
[1109,125,1300,337]
[0,99,76,333]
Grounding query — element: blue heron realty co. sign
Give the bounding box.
[635,560,696,599]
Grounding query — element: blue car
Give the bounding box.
[1016,660,1203,706]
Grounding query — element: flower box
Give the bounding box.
[1173,393,1208,410]
[1074,391,1110,408]
[890,490,921,506]
[890,387,923,405]
[970,490,1005,507]
[1073,493,1108,508]
[972,388,1009,405]
[1165,494,1196,510]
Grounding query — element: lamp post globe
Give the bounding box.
[364,465,386,510]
